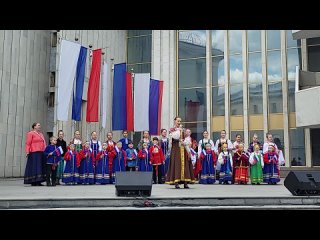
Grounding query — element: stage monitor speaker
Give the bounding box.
[284,171,320,196]
[115,171,153,197]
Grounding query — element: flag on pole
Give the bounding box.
[101,61,108,129]
[149,79,164,135]
[57,40,81,121]
[112,63,127,130]
[72,46,87,121]
[126,72,134,131]
[134,73,150,132]
[86,49,102,122]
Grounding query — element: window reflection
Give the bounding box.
[212,132,221,142]
[212,86,225,116]
[248,30,261,52]
[229,30,242,54]
[290,128,305,166]
[286,30,301,48]
[183,122,207,142]
[127,36,152,64]
[230,54,243,84]
[179,30,206,59]
[248,52,262,84]
[128,30,151,37]
[308,45,320,72]
[287,48,301,80]
[311,129,320,166]
[127,63,151,74]
[212,56,224,86]
[179,58,206,88]
[249,83,263,114]
[288,81,295,112]
[178,88,207,122]
[268,82,283,113]
[230,84,243,115]
[267,50,282,82]
[212,30,224,56]
[267,30,281,50]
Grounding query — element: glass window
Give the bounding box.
[249,130,264,145]
[267,30,281,50]
[127,63,151,74]
[287,48,301,80]
[127,35,152,64]
[212,56,224,86]
[128,30,151,37]
[212,86,225,116]
[231,131,244,143]
[179,58,206,88]
[248,30,261,52]
[286,30,301,48]
[179,30,206,59]
[229,30,242,54]
[268,82,283,113]
[230,54,243,84]
[183,122,207,143]
[289,128,305,166]
[311,128,320,166]
[307,37,320,46]
[212,132,221,143]
[179,88,207,122]
[267,50,282,82]
[248,52,262,84]
[249,83,263,114]
[288,81,295,113]
[307,45,320,72]
[230,84,243,115]
[212,30,224,56]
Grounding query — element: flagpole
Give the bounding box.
[131,68,135,139]
[54,31,62,138]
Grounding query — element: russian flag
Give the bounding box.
[149,79,164,135]
[112,63,127,130]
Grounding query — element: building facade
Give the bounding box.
[0,30,318,177]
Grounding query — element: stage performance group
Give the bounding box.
[24,117,284,189]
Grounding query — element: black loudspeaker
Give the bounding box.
[115,172,153,197]
[284,171,320,196]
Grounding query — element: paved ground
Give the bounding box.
[1,178,320,209]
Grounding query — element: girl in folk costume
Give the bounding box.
[149,137,165,184]
[248,133,263,153]
[199,143,217,184]
[159,129,170,182]
[137,130,152,150]
[62,144,80,185]
[137,142,152,172]
[105,131,117,178]
[263,132,285,166]
[111,141,127,184]
[165,117,195,189]
[218,143,233,184]
[263,144,280,184]
[233,143,250,184]
[90,131,102,164]
[78,141,95,184]
[126,141,138,171]
[70,130,83,153]
[249,143,264,185]
[95,143,111,184]
[56,130,67,185]
[232,134,243,154]
[197,130,215,157]
[44,136,63,186]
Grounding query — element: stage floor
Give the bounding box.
[1,178,320,209]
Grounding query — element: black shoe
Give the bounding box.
[184,184,189,189]
[31,183,37,186]
[175,184,180,189]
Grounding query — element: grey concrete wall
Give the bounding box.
[53,30,127,147]
[0,30,51,177]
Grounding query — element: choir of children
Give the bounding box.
[48,129,283,186]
